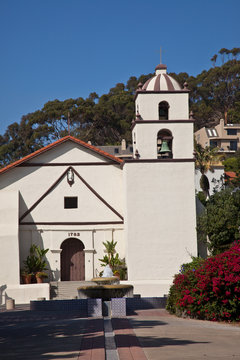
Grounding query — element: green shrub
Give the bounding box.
[196,191,207,207]
[179,256,205,274]
[167,256,204,315]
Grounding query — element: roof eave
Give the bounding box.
[0,136,123,175]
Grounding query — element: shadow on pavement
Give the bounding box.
[119,334,209,348]
[0,311,90,359]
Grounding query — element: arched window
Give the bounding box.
[157,129,173,158]
[158,101,169,120]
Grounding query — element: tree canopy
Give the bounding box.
[197,188,240,255]
[1,47,240,167]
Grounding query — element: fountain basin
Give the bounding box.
[91,277,119,285]
[78,284,133,300]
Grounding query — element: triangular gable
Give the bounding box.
[0,136,123,175]
[20,166,123,225]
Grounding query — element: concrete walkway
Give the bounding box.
[130,309,240,359]
[0,306,240,359]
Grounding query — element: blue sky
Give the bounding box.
[0,0,239,135]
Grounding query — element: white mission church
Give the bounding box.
[0,63,197,304]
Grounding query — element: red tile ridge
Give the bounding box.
[0,135,123,175]
[225,171,237,178]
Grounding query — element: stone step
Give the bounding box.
[50,281,94,300]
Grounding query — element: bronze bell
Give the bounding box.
[159,140,171,154]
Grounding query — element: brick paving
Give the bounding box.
[78,318,105,360]
[112,317,148,360]
[0,305,148,360]
[2,306,240,359]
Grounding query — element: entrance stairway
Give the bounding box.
[50,281,93,300]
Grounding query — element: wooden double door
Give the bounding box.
[60,238,85,281]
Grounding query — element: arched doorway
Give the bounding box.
[60,238,85,281]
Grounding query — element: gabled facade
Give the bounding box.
[0,137,125,302]
[0,63,197,304]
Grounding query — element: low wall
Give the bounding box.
[30,296,167,317]
[30,298,102,317]
[2,284,50,305]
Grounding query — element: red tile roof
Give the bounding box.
[225,171,237,179]
[0,136,123,175]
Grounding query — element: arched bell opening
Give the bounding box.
[158,101,169,120]
[157,129,173,159]
[60,238,85,281]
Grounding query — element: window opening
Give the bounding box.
[229,140,237,151]
[64,197,78,209]
[210,140,218,148]
[158,101,169,120]
[227,129,237,135]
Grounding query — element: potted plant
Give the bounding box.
[35,271,48,283]
[23,244,49,283]
[21,269,32,284]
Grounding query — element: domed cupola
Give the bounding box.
[142,64,182,91]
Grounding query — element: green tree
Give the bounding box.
[210,54,218,67]
[231,47,240,60]
[219,48,229,64]
[223,157,239,173]
[197,189,240,255]
[223,150,240,187]
[1,47,240,167]
[191,58,240,126]
[169,72,189,87]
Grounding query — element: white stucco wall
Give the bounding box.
[1,284,50,305]
[136,92,189,120]
[19,225,125,282]
[133,122,194,159]
[195,167,224,195]
[0,154,123,220]
[123,161,197,292]
[0,141,125,301]
[0,191,20,285]
[28,141,107,164]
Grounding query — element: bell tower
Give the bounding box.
[132,64,193,160]
[124,62,197,297]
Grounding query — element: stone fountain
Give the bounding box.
[77,265,133,300]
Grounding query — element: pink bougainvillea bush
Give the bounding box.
[166,241,240,322]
